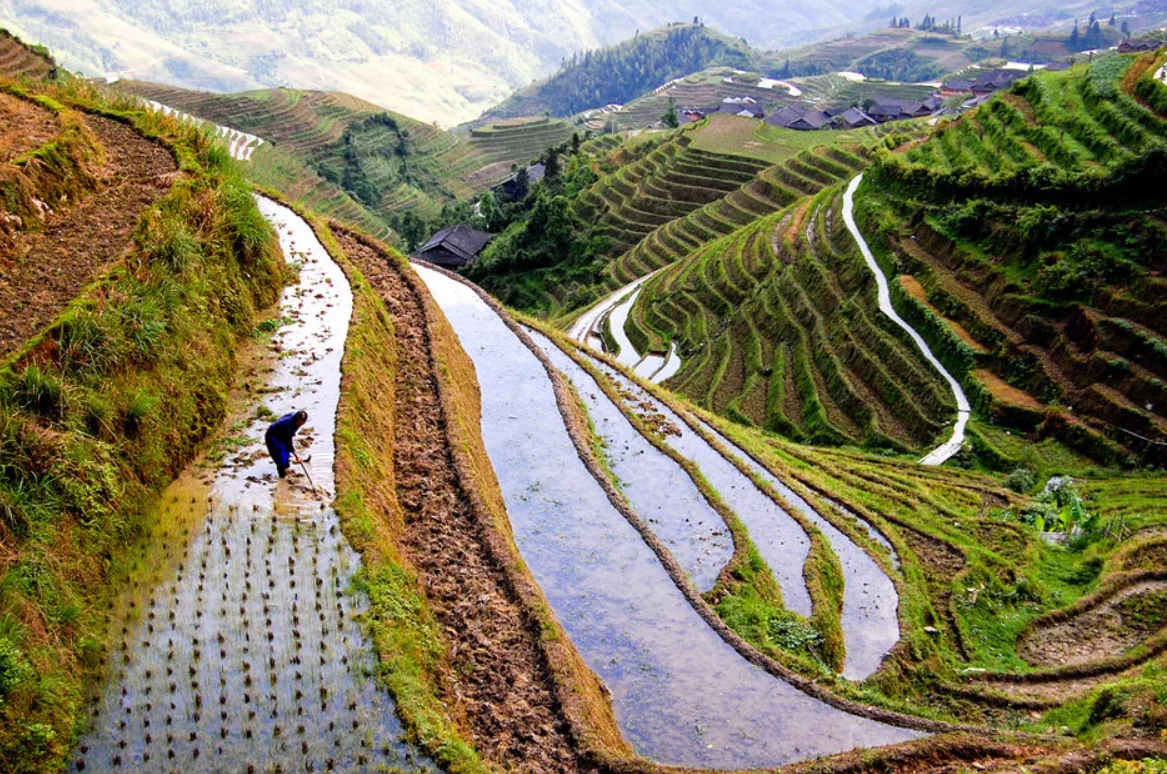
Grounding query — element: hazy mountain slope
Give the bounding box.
[4,0,895,125]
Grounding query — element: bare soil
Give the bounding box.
[974,368,1044,410]
[0,113,177,360]
[1019,581,1167,668]
[0,93,59,163]
[337,233,592,774]
[898,274,987,353]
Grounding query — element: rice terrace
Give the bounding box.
[2,4,1167,774]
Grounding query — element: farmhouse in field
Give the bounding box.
[413,224,493,269]
[764,104,829,130]
[493,162,546,202]
[720,96,765,118]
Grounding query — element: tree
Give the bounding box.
[693,15,699,25]
[1108,13,1116,26]
[1121,20,1131,37]
[661,96,679,128]
[543,149,561,180]
[1069,23,1080,50]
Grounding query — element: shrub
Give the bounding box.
[0,638,30,700]
[1004,466,1036,493]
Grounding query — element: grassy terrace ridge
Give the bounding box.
[565,334,1167,747]
[859,50,1167,467]
[0,76,283,772]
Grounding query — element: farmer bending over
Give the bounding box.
[265,410,308,479]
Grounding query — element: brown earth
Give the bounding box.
[974,368,1044,411]
[0,93,59,163]
[898,273,987,353]
[1019,581,1167,668]
[336,232,593,774]
[0,112,177,360]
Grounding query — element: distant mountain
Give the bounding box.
[480,24,754,123]
[2,0,899,125]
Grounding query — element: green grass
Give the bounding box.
[0,76,283,773]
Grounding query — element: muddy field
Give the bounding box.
[335,231,591,774]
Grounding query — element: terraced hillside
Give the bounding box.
[860,51,1167,466]
[463,115,575,167]
[573,122,776,257]
[0,29,54,80]
[607,134,876,287]
[628,183,954,451]
[111,81,490,223]
[764,27,986,82]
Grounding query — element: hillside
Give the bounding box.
[3,0,899,126]
[860,51,1167,467]
[477,24,753,123]
[5,30,1167,774]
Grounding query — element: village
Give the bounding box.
[673,67,1046,130]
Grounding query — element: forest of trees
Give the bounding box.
[486,24,752,119]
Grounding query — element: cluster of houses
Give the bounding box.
[675,67,1042,132]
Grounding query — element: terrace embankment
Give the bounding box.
[330,227,618,774]
[0,94,177,359]
[69,197,428,774]
[416,263,927,769]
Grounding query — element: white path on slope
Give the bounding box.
[144,99,264,162]
[842,175,971,466]
[569,269,680,382]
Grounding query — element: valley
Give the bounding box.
[0,15,1167,774]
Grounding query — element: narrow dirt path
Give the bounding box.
[0,114,177,360]
[841,175,970,465]
[416,264,923,769]
[69,199,430,774]
[336,232,592,774]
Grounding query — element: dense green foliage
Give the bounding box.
[485,25,752,120]
[467,149,613,312]
[860,52,1167,466]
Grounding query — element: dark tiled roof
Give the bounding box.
[763,104,807,127]
[836,107,876,126]
[943,79,975,92]
[415,224,493,267]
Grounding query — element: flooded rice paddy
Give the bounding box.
[417,265,924,769]
[70,198,429,774]
[530,329,733,592]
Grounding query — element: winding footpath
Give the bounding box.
[842,174,971,466]
[417,265,922,769]
[71,199,429,774]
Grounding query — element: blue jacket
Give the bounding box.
[265,413,301,448]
